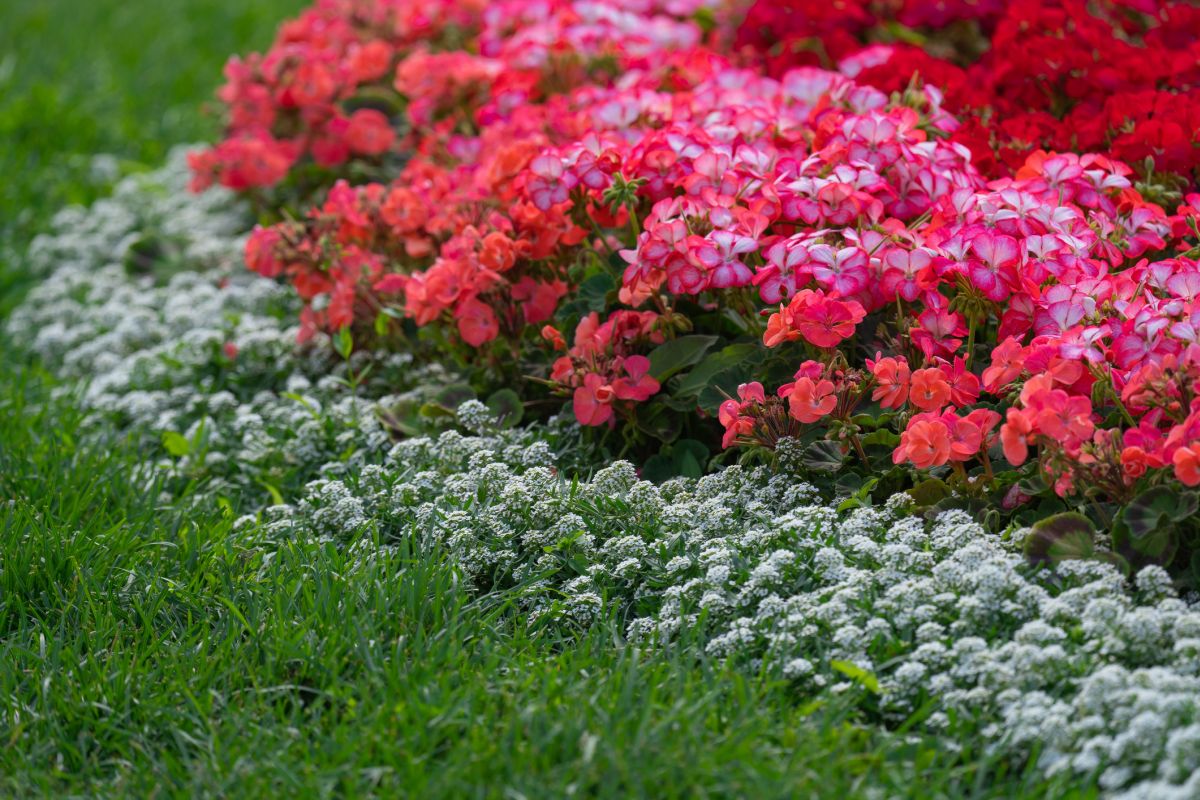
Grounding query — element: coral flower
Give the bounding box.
[981,337,1025,393]
[867,355,910,409]
[455,298,499,347]
[788,377,837,423]
[1173,444,1200,487]
[894,419,952,470]
[1001,408,1034,466]
[909,368,952,412]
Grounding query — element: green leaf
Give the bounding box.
[333,327,353,360]
[801,440,845,473]
[672,343,763,397]
[1024,512,1096,566]
[647,335,719,381]
[830,660,880,694]
[674,439,709,479]
[576,272,615,313]
[907,478,950,508]
[435,383,475,409]
[418,402,456,419]
[257,479,285,507]
[640,453,676,484]
[485,388,524,429]
[1125,486,1199,535]
[635,403,683,444]
[162,431,190,457]
[860,429,901,449]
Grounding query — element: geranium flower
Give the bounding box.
[1173,444,1200,487]
[612,355,660,402]
[894,418,952,470]
[793,292,867,349]
[909,368,952,412]
[573,373,616,426]
[456,297,499,346]
[787,376,837,423]
[866,354,910,409]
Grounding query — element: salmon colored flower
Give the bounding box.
[1173,444,1200,487]
[894,418,952,470]
[1001,408,1034,465]
[867,354,910,409]
[788,377,837,423]
[982,337,1025,393]
[1121,445,1163,479]
[455,297,499,346]
[542,325,566,351]
[909,368,952,412]
[345,109,395,156]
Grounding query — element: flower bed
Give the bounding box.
[11,0,1200,794]
[182,0,1200,589]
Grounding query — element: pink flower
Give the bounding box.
[612,355,660,402]
[456,298,499,347]
[574,373,616,427]
[793,292,867,349]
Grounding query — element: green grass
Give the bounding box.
[0,1,1101,796]
[0,368,1097,798]
[0,0,304,314]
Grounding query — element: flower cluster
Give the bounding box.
[548,311,665,426]
[195,1,1200,564]
[190,0,729,192]
[737,0,1200,185]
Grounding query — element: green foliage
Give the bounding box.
[647,334,719,381]
[1112,486,1200,584]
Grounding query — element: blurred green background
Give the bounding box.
[0,0,303,313]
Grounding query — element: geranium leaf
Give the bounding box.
[647,335,719,381]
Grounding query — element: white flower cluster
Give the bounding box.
[254,429,1200,797]
[11,155,1200,797]
[6,152,468,501]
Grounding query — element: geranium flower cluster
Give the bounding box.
[229,0,746,341]
[189,0,728,191]
[198,0,1200,514]
[715,147,1200,500]
[737,0,1200,184]
[548,310,665,426]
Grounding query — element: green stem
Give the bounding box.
[964,315,977,370]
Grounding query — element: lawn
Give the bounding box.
[0,1,1169,797]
